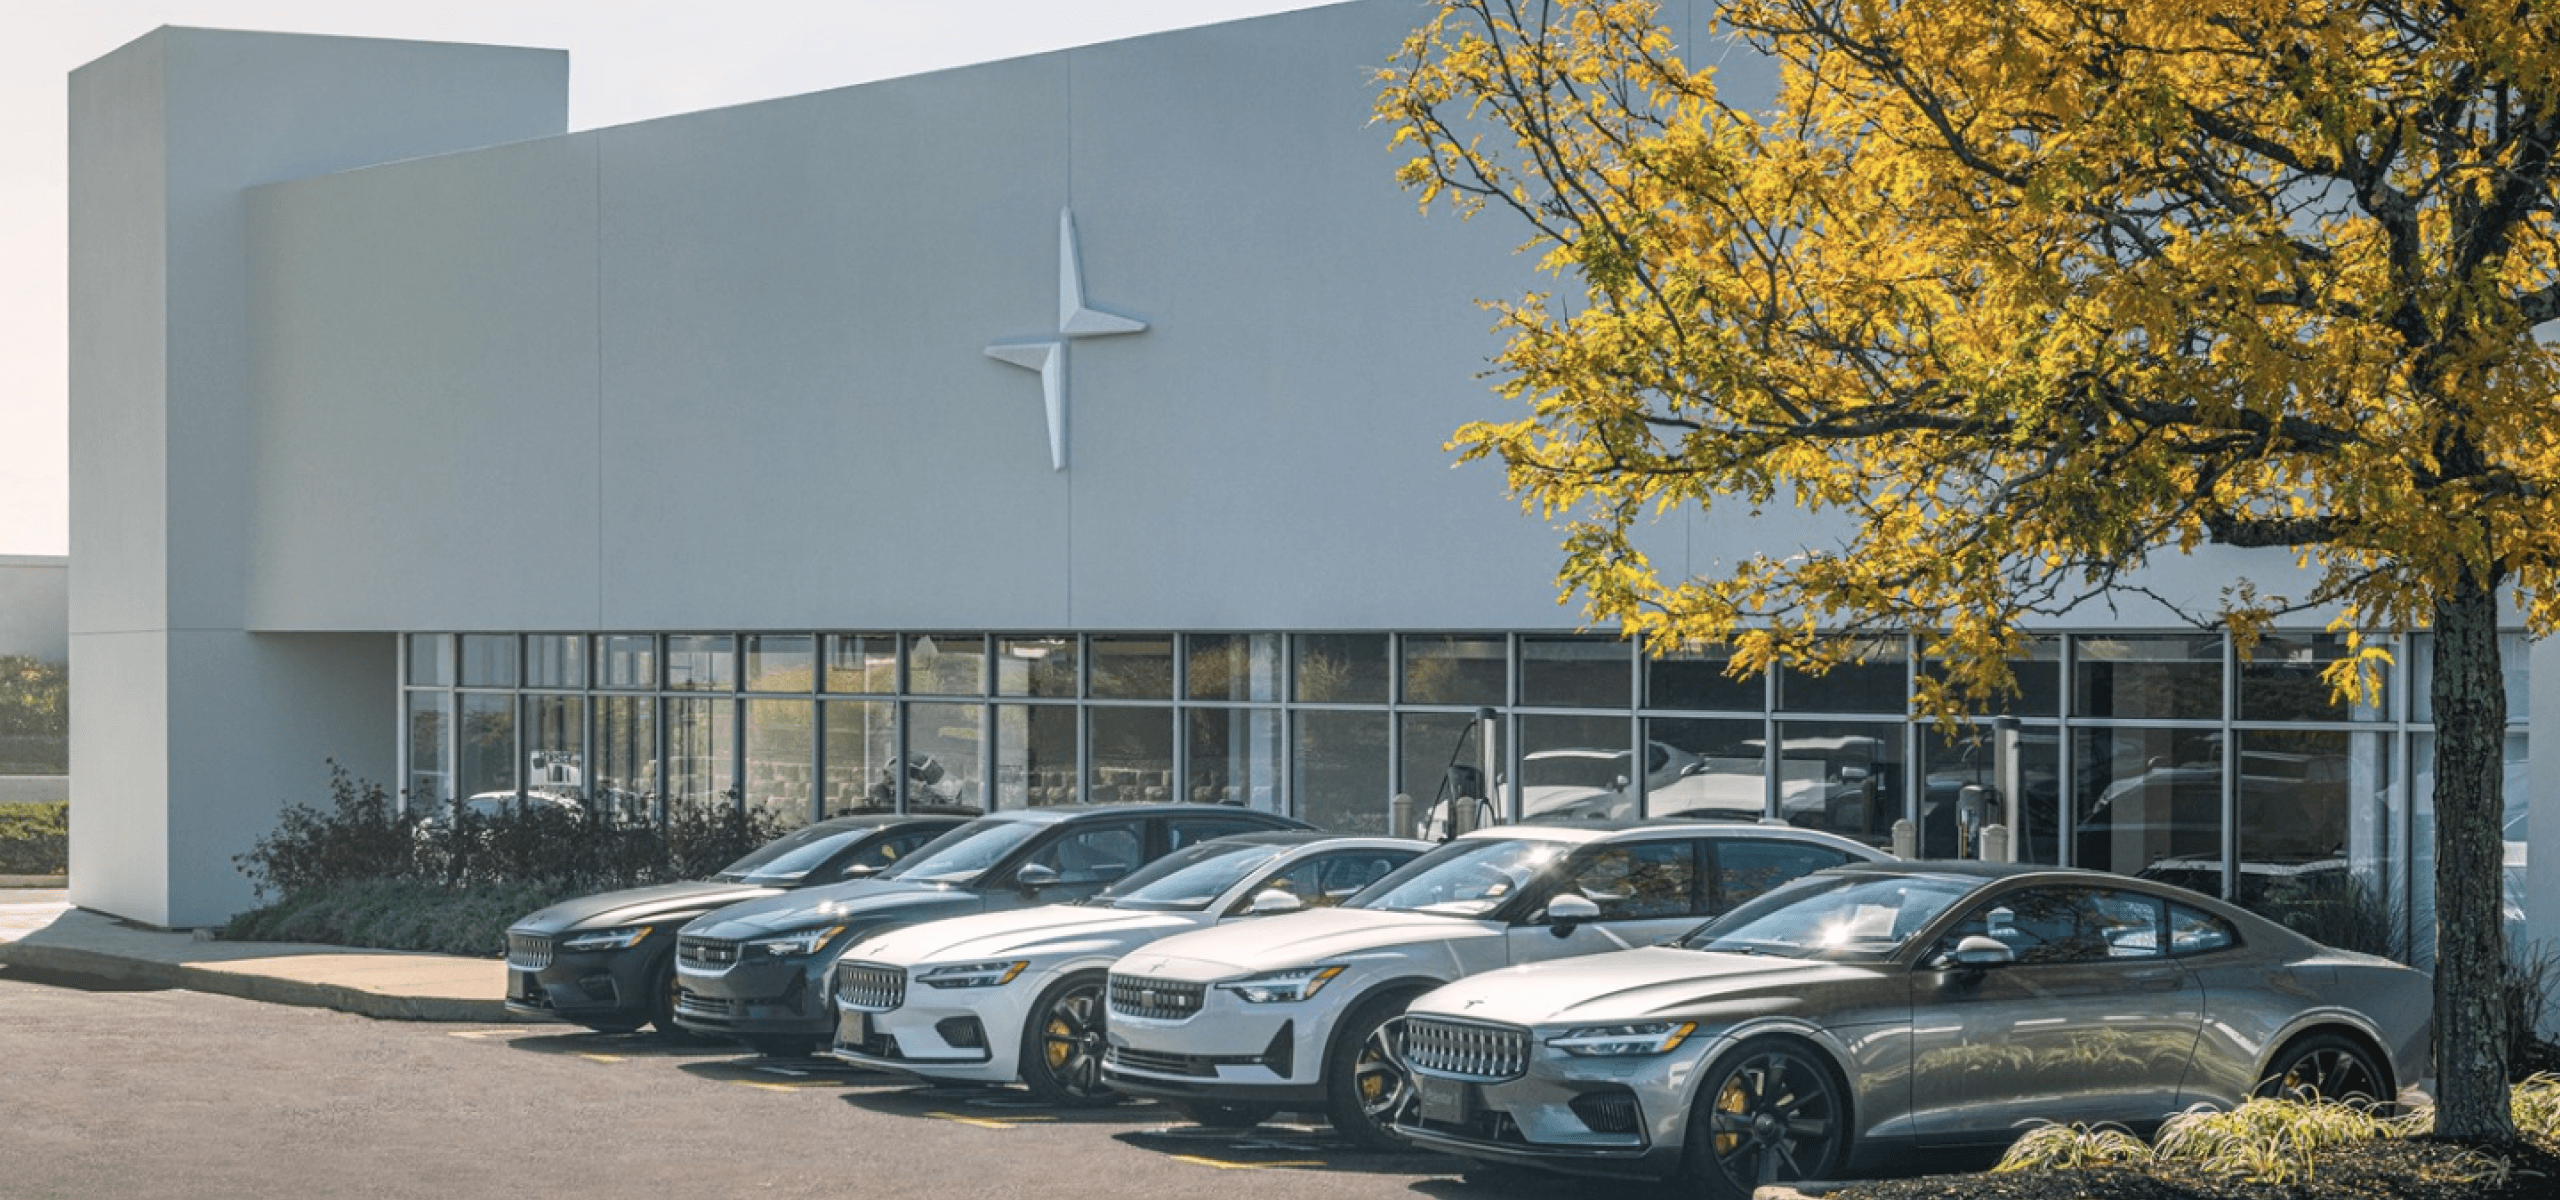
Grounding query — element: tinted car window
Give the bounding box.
[1023,821,1148,884]
[717,824,877,883]
[1710,840,1853,912]
[1939,887,2168,964]
[1097,841,1281,911]
[2169,902,2240,956]
[1552,840,1699,920]
[884,819,1047,884]
[1236,849,1420,915]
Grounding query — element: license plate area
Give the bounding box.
[1417,1074,1477,1125]
[506,970,542,1003]
[836,1009,870,1049]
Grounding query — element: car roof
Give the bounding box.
[1454,819,1888,856]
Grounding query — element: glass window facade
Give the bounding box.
[397,627,2518,964]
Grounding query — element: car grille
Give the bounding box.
[674,989,733,1018]
[505,933,553,971]
[836,962,907,1011]
[679,936,741,967]
[1400,1016,1531,1081]
[1108,975,1204,1021]
[1105,1046,1217,1078]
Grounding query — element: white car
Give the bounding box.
[1100,821,1888,1147]
[826,831,1427,1104]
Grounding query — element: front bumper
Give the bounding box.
[1392,1024,1706,1181]
[502,935,662,1029]
[1098,976,1343,1107]
[671,947,837,1038]
[828,969,1043,1084]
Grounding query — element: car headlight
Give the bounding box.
[745,926,848,959]
[1549,1021,1698,1057]
[558,925,652,952]
[917,960,1031,989]
[1215,965,1346,1004]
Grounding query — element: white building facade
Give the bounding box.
[66,0,2560,978]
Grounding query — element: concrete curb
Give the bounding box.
[0,938,530,1023]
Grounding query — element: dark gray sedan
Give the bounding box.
[1391,862,2433,1200]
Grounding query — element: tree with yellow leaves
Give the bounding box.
[1380,0,2560,1139]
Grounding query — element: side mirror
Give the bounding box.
[1247,889,1306,916]
[1546,892,1602,938]
[1015,862,1061,894]
[839,863,881,881]
[1936,934,2014,969]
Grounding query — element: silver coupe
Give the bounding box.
[1390,861,2433,1199]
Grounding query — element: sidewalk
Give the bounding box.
[0,890,528,1023]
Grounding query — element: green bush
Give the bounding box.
[224,763,791,956]
[0,656,67,773]
[0,800,67,874]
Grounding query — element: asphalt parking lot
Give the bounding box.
[0,965,1671,1200]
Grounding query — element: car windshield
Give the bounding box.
[1680,872,1979,959]
[713,824,874,884]
[1092,842,1289,911]
[1349,836,1572,917]
[879,818,1045,885]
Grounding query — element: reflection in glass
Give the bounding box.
[2073,726,2221,882]
[1920,725,2060,863]
[1519,636,1630,709]
[905,634,987,697]
[822,700,902,813]
[997,636,1079,698]
[904,701,984,810]
[665,635,735,692]
[525,694,585,800]
[1091,636,1174,700]
[825,635,898,694]
[527,635,584,689]
[1775,720,1903,848]
[408,634,451,687]
[2409,632,2531,723]
[2233,729,2392,952]
[2072,635,2221,720]
[666,697,734,808]
[2410,730,2529,968]
[597,635,655,690]
[997,703,1079,808]
[1295,634,1388,704]
[459,693,517,805]
[1188,634,1282,702]
[1188,707,1281,810]
[1402,710,1503,823]
[1918,637,2060,717]
[744,699,815,828]
[1515,713,1636,821]
[1401,634,1506,706]
[405,691,450,815]
[1646,640,1763,712]
[459,635,517,688]
[1296,710,1390,834]
[1088,706,1174,803]
[1778,638,1907,715]
[745,636,815,693]
[594,695,656,822]
[1643,717,1768,820]
[2239,633,2386,722]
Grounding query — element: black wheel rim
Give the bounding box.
[1040,983,1109,1100]
[1704,1047,1840,1191]
[2273,1046,2381,1102]
[1352,1023,1411,1128]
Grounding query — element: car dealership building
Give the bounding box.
[66,0,2560,976]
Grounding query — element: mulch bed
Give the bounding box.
[1828,1137,2560,1200]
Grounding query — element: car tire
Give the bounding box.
[1020,972,1121,1107]
[2255,1031,2390,1104]
[1324,992,1419,1151]
[645,956,683,1037]
[1684,1035,1848,1200]
[1171,1100,1277,1129]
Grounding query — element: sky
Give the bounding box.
[0,0,1351,557]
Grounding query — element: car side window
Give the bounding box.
[1244,850,1419,913]
[1708,841,1852,914]
[2167,902,2240,957]
[1024,821,1148,884]
[1941,887,2167,965]
[1553,841,1700,920]
[1169,815,1275,850]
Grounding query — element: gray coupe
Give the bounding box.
[1391,861,2432,1200]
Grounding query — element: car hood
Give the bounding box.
[845,903,1203,966]
[509,879,785,935]
[1408,946,1878,1027]
[681,878,983,940]
[1128,905,1499,977]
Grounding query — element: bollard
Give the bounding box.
[1389,792,1415,840]
[1891,817,1916,860]
[1982,823,2011,863]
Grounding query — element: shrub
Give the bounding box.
[0,656,67,773]
[0,800,68,874]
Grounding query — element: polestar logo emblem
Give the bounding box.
[1464,998,1485,1008]
[984,208,1149,471]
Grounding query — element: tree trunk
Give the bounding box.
[2429,574,2517,1139]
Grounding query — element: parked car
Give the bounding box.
[829,831,1427,1103]
[502,812,967,1034]
[1100,820,1887,1147]
[1391,861,2433,1200]
[671,803,1309,1056]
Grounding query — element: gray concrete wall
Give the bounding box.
[68,27,570,927]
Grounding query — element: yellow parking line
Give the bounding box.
[445,1030,510,1040]
[576,1053,624,1064]
[1167,1155,1326,1171]
[923,1110,1058,1129]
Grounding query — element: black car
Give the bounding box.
[504,812,968,1034]
[671,803,1310,1056]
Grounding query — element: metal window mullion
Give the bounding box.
[2222,632,2239,900]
